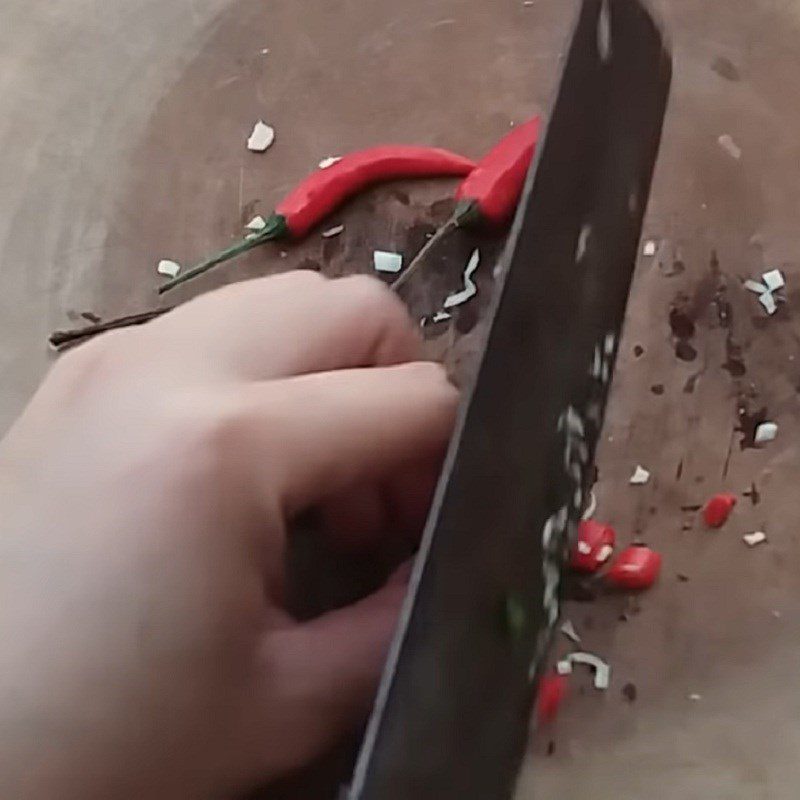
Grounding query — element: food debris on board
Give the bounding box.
[318,156,341,169]
[606,545,662,591]
[570,520,616,573]
[432,310,452,323]
[754,421,778,444]
[321,224,344,238]
[688,693,702,702]
[247,120,276,152]
[629,464,650,485]
[156,259,181,278]
[747,268,785,315]
[743,531,767,547]
[537,673,569,724]
[556,652,611,690]
[703,492,736,528]
[759,292,778,315]
[373,250,403,274]
[717,133,742,160]
[560,620,582,644]
[581,488,597,520]
[763,268,785,291]
[245,215,267,232]
[642,239,657,257]
[622,682,638,702]
[443,249,481,309]
[744,279,767,294]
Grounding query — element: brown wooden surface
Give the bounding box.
[5,0,800,797]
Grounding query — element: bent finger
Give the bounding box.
[238,361,458,517]
[251,579,406,776]
[149,272,421,381]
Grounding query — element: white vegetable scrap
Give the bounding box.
[318,156,341,169]
[581,489,597,521]
[245,215,267,232]
[373,250,403,274]
[443,249,480,309]
[688,693,702,701]
[560,620,582,644]
[597,544,614,564]
[754,421,778,444]
[747,269,786,316]
[321,224,344,238]
[157,259,181,278]
[717,134,742,160]
[759,292,777,315]
[744,279,767,294]
[762,268,785,292]
[642,239,657,257]
[743,531,767,547]
[247,120,275,152]
[629,465,651,485]
[557,652,610,690]
[432,310,452,323]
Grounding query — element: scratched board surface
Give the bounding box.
[348,1,671,798]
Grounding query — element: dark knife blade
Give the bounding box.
[348,1,671,798]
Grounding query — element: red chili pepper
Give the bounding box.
[454,116,542,227]
[537,672,569,724]
[606,545,662,591]
[392,117,541,290]
[159,145,476,294]
[703,492,737,528]
[570,520,616,573]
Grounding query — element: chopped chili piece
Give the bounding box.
[570,519,616,573]
[537,672,569,724]
[606,545,662,591]
[703,492,737,528]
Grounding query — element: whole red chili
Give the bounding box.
[393,116,541,290]
[537,672,569,724]
[570,520,616,573]
[159,145,476,294]
[606,545,662,591]
[454,116,542,227]
[703,492,737,528]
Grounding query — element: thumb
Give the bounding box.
[252,580,406,777]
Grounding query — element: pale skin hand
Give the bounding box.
[0,272,458,799]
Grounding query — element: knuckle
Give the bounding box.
[337,274,411,329]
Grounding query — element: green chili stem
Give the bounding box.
[390,200,480,292]
[158,216,287,295]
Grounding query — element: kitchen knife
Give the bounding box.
[347,1,671,797]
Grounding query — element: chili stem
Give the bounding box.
[49,307,174,351]
[158,221,284,295]
[391,216,459,292]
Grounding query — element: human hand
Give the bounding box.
[0,272,458,799]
